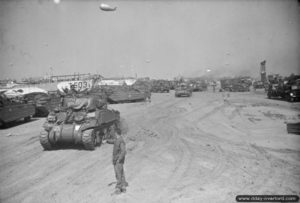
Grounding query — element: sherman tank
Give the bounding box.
[39,95,120,150]
[175,83,193,97]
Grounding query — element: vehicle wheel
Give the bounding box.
[82,129,96,150]
[39,131,53,150]
[24,116,31,122]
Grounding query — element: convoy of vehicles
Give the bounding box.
[1,73,299,130]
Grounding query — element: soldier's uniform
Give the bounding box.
[107,130,128,194]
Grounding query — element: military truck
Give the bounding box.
[253,81,265,90]
[267,75,300,102]
[190,80,208,92]
[151,80,171,93]
[220,77,251,92]
[40,95,120,150]
[0,93,35,127]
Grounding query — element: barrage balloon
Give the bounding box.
[99,3,117,11]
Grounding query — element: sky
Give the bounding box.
[0,0,299,80]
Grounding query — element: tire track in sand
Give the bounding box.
[114,96,186,200]
[154,120,193,203]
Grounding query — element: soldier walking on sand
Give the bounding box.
[106,127,128,195]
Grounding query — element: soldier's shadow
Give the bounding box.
[108,182,117,186]
[266,96,300,103]
[46,143,102,151]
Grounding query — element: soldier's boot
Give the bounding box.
[111,188,122,195]
[121,187,126,193]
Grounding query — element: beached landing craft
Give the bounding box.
[103,86,149,103]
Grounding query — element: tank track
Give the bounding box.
[39,131,53,150]
[82,129,96,150]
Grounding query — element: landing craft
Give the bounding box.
[99,3,117,11]
[4,87,48,98]
[97,78,137,86]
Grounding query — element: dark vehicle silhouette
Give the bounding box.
[0,93,35,127]
[175,84,192,97]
